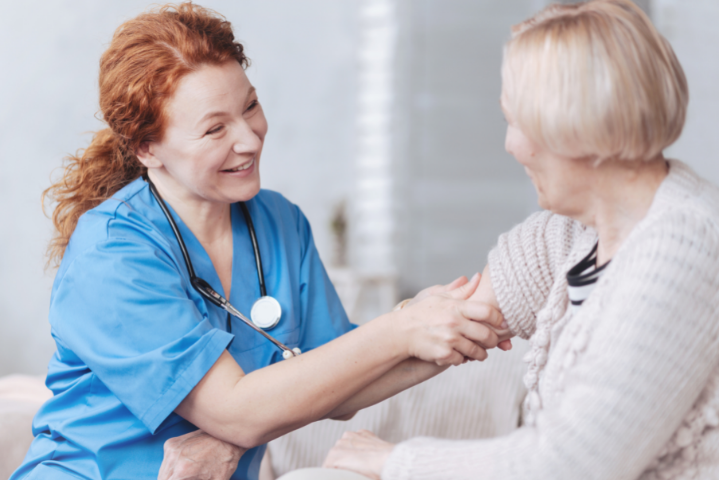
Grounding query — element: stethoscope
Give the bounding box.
[145,175,301,360]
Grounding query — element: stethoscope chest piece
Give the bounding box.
[251,296,282,330]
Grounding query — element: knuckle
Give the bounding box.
[478,328,492,344]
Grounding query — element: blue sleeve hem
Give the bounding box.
[141,329,234,433]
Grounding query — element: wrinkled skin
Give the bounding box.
[158,430,245,480]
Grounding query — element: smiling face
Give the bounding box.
[138,60,267,206]
[500,92,595,218]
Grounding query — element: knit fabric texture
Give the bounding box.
[382,160,719,480]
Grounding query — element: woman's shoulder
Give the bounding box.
[613,162,718,279]
[630,160,718,252]
[656,160,719,229]
[498,209,590,266]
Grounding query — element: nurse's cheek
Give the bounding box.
[158,429,245,480]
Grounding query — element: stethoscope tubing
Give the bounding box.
[240,202,267,297]
[144,176,299,359]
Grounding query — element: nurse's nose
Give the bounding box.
[232,120,263,156]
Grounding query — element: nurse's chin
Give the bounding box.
[226,180,262,203]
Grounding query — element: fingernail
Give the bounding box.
[471,272,480,281]
[501,320,509,329]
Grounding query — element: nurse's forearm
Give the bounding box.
[323,358,448,420]
[176,279,505,449]
[177,313,407,449]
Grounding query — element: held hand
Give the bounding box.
[406,273,513,352]
[158,430,245,480]
[323,430,395,480]
[394,274,508,366]
[405,274,476,309]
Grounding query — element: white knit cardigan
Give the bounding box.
[382,160,719,480]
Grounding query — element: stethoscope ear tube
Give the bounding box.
[144,175,301,359]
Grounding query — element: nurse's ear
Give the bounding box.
[135,141,164,169]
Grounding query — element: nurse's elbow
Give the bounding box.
[330,411,357,421]
[226,422,273,450]
[229,431,265,450]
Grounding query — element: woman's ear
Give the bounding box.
[136,141,163,169]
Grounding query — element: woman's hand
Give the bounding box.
[393,274,508,366]
[323,430,395,480]
[158,430,245,480]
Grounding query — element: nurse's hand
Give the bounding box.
[405,274,477,308]
[394,273,508,366]
[158,430,245,480]
[323,430,394,480]
[405,273,512,351]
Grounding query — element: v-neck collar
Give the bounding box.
[155,198,236,306]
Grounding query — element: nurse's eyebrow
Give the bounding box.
[197,87,257,124]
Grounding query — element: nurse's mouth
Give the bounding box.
[221,158,255,173]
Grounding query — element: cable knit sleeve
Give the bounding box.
[487,211,582,339]
[382,211,719,480]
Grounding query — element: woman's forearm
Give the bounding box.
[323,359,449,420]
[469,265,499,308]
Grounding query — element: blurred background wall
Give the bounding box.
[0,0,716,376]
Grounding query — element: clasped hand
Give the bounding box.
[157,430,245,480]
[394,272,512,366]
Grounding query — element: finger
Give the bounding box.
[432,346,465,367]
[444,350,466,367]
[458,300,505,328]
[457,318,500,349]
[498,339,513,351]
[444,272,481,300]
[441,275,469,292]
[452,335,490,361]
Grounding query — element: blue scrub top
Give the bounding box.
[11,177,353,480]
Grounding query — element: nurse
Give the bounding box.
[11,4,510,480]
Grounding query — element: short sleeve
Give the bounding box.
[50,237,234,433]
[488,211,583,339]
[294,207,355,351]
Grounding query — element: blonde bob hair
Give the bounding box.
[501,0,688,161]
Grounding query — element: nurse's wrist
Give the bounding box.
[380,310,413,361]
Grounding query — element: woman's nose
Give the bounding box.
[232,121,263,155]
[504,128,513,155]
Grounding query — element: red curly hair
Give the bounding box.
[43,2,249,266]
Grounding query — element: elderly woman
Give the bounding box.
[324,1,719,479]
[9,4,512,480]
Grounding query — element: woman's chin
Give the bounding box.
[218,172,261,202]
[228,183,261,203]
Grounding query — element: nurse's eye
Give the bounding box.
[206,125,224,135]
[245,100,259,112]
